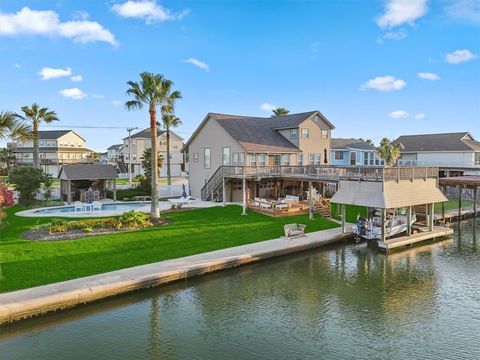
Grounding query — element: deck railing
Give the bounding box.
[219,165,439,182]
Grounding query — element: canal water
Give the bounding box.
[1,218,479,360]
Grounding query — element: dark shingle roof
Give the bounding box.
[58,164,117,180]
[392,132,480,152]
[36,130,75,139]
[209,111,333,152]
[107,144,123,150]
[331,138,377,151]
[124,128,184,141]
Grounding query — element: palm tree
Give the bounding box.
[19,103,59,168]
[0,111,32,143]
[0,148,16,172]
[125,72,180,220]
[272,107,290,117]
[160,89,182,188]
[378,139,402,167]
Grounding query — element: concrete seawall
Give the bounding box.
[0,227,350,325]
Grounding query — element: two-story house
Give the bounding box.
[393,132,480,176]
[121,128,184,178]
[331,138,383,166]
[183,111,334,198]
[8,130,92,175]
[107,144,124,160]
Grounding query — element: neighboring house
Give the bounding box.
[8,130,93,176]
[183,110,334,198]
[107,144,124,160]
[393,132,480,176]
[121,128,184,178]
[330,138,383,166]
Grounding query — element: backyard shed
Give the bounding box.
[58,164,117,204]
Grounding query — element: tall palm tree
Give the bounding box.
[161,91,182,187]
[272,107,290,117]
[378,140,402,167]
[0,111,32,143]
[19,103,59,168]
[125,72,179,220]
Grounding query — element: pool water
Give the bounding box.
[33,202,147,214]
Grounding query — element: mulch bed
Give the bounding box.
[22,218,172,242]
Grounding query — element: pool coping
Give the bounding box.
[0,227,351,325]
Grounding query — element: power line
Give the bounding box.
[42,124,193,134]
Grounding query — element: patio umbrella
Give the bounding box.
[181,184,187,198]
[86,187,94,204]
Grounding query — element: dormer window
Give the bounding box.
[290,129,298,139]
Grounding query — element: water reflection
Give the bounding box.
[1,219,479,360]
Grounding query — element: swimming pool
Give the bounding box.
[16,202,151,218]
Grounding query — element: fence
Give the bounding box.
[12,188,61,203]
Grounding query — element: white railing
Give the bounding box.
[398,159,480,168]
[13,188,61,203]
[158,184,189,197]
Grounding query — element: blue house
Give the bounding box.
[330,138,384,166]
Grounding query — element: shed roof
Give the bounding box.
[392,132,480,152]
[331,178,447,208]
[331,138,377,151]
[58,164,117,180]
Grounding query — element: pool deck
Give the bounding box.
[0,227,351,325]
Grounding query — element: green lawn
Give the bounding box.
[437,199,474,213]
[0,205,339,293]
[330,203,367,224]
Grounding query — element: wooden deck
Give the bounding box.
[377,226,453,252]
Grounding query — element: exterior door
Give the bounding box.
[350,152,356,165]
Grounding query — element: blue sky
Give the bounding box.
[0,0,479,151]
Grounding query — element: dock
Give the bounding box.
[377,226,453,251]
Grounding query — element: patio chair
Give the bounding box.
[93,191,100,201]
[168,196,194,206]
[74,201,83,213]
[284,224,307,239]
[92,201,102,212]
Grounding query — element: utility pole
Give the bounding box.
[127,127,138,184]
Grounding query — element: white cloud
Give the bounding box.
[445,0,480,23]
[112,100,122,106]
[418,72,440,80]
[379,28,408,41]
[183,58,210,71]
[445,49,477,64]
[360,75,407,92]
[38,66,72,80]
[92,93,104,99]
[260,102,276,112]
[376,0,428,28]
[59,87,86,100]
[70,75,82,82]
[13,63,21,68]
[0,7,117,46]
[415,113,426,120]
[112,1,189,23]
[389,110,410,119]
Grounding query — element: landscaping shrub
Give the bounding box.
[118,210,151,228]
[0,180,15,223]
[8,166,44,205]
[107,186,150,200]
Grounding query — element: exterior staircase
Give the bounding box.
[313,196,331,217]
[201,166,224,201]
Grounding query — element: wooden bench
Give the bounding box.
[284,223,306,239]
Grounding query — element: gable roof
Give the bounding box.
[184,110,334,153]
[331,138,377,151]
[107,144,123,150]
[392,132,480,152]
[123,128,183,141]
[58,164,117,180]
[34,130,86,142]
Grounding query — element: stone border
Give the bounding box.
[0,227,350,325]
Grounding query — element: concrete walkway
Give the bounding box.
[0,227,350,325]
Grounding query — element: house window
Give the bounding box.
[309,153,321,165]
[290,129,298,139]
[301,128,310,139]
[250,154,257,166]
[274,155,281,166]
[222,147,230,165]
[297,154,303,166]
[364,152,369,165]
[350,152,357,165]
[321,130,329,139]
[335,151,344,160]
[233,153,245,166]
[284,154,291,166]
[193,153,199,163]
[204,148,211,169]
[258,154,266,166]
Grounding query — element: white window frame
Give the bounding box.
[301,128,309,139]
[193,153,199,163]
[204,148,211,169]
[222,147,231,166]
[284,154,291,166]
[290,129,298,139]
[297,154,303,166]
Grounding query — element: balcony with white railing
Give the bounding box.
[397,159,480,168]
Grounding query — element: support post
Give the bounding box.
[67,180,72,204]
[341,204,346,234]
[407,206,412,236]
[222,177,226,207]
[381,208,386,242]
[429,203,434,231]
[113,178,117,202]
[309,181,313,220]
[474,186,477,216]
[242,177,247,215]
[458,185,463,219]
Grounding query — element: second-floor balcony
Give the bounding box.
[14,158,94,165]
[397,159,480,168]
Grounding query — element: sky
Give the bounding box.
[0,0,479,151]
